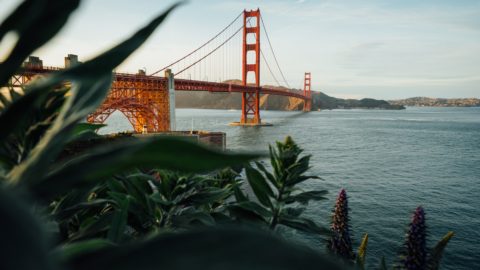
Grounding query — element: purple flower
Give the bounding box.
[400,206,427,270]
[329,189,355,260]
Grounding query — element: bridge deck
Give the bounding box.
[15,67,308,100]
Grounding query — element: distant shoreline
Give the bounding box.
[389,97,480,107]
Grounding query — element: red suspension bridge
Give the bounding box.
[11,9,313,132]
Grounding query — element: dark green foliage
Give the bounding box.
[0,0,81,86]
[379,257,388,270]
[63,227,346,270]
[232,136,329,236]
[0,187,56,270]
[0,1,453,270]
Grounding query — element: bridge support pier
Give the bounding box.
[303,72,312,112]
[166,69,176,131]
[231,9,272,126]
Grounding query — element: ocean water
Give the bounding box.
[102,107,480,269]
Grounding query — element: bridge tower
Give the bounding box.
[241,9,261,124]
[303,72,312,111]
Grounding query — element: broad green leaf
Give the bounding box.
[233,186,249,203]
[171,211,216,228]
[55,199,116,220]
[379,256,387,270]
[186,187,232,205]
[32,137,259,200]
[54,239,114,264]
[255,161,279,189]
[68,123,106,142]
[285,190,328,205]
[231,201,273,218]
[107,196,130,243]
[7,3,181,187]
[427,231,454,270]
[72,123,106,134]
[245,165,274,208]
[278,216,330,235]
[0,87,49,142]
[68,212,114,242]
[65,227,347,270]
[0,0,81,86]
[283,207,306,218]
[107,179,127,194]
[269,144,282,179]
[356,233,368,270]
[56,3,183,83]
[0,187,56,270]
[227,200,273,225]
[8,75,113,186]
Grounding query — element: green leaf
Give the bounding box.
[255,161,279,189]
[427,231,454,270]
[187,187,232,205]
[8,75,113,186]
[233,186,249,203]
[64,227,347,270]
[245,165,274,208]
[68,212,114,242]
[32,137,259,200]
[56,2,183,83]
[7,3,182,187]
[0,0,81,86]
[269,144,282,179]
[231,201,273,218]
[68,123,106,142]
[0,187,56,270]
[356,233,368,270]
[283,207,306,218]
[0,86,50,143]
[284,190,328,205]
[54,239,114,264]
[227,202,271,224]
[107,196,130,243]
[55,199,116,220]
[278,216,330,235]
[379,256,387,270]
[171,211,216,228]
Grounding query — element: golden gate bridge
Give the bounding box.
[10,9,313,133]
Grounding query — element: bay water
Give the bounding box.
[102,107,480,269]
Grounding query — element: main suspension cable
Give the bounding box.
[260,14,291,89]
[175,23,245,77]
[150,11,243,76]
[246,20,281,87]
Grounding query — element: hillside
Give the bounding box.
[176,90,404,111]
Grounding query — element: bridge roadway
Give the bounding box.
[16,66,306,100]
[12,65,309,132]
[113,72,307,99]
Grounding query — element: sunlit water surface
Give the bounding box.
[102,107,480,269]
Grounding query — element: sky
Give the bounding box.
[1,0,479,99]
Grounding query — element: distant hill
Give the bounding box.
[176,87,404,110]
[312,92,404,110]
[390,97,480,107]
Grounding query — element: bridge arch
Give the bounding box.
[87,74,171,133]
[87,98,161,133]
